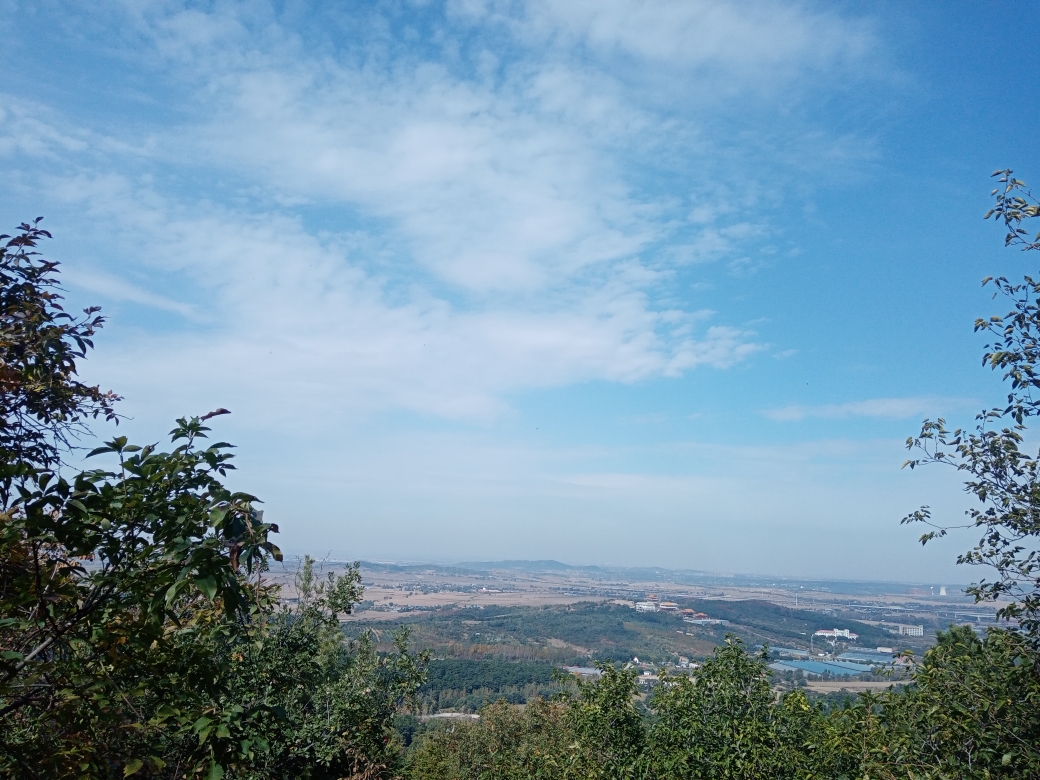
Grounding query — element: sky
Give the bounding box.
[1,0,1039,583]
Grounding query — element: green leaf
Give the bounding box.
[123,758,144,777]
[207,761,225,780]
[196,575,218,600]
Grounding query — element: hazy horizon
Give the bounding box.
[280,555,975,590]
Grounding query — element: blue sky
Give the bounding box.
[2,0,1038,582]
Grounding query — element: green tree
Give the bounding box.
[185,556,427,779]
[0,221,426,778]
[561,664,646,780]
[832,625,1040,779]
[647,638,834,780]
[406,698,570,780]
[0,219,118,503]
[0,419,283,778]
[904,170,1040,635]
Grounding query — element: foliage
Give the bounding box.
[0,221,426,779]
[0,219,118,503]
[407,629,1040,780]
[423,659,556,693]
[985,169,1040,251]
[833,625,1040,779]
[0,420,282,778]
[406,665,647,780]
[406,699,571,780]
[646,638,835,780]
[561,663,646,779]
[417,659,565,713]
[904,169,1040,635]
[150,556,427,780]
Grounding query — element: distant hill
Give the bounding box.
[350,558,964,595]
[457,559,585,572]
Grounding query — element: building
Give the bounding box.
[564,666,603,679]
[814,628,859,641]
[635,601,658,613]
[684,617,728,626]
[898,624,924,637]
[658,601,678,611]
[636,671,660,685]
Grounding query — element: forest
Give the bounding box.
[1,170,1040,778]
[348,599,913,667]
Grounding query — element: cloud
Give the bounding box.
[0,3,884,424]
[522,0,876,79]
[44,173,758,427]
[764,397,970,423]
[3,0,858,424]
[62,267,199,319]
[86,0,883,294]
[443,0,879,99]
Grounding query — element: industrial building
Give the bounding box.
[813,628,859,641]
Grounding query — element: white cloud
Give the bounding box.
[2,0,850,424]
[46,174,757,426]
[523,0,876,79]
[62,266,199,319]
[764,397,970,423]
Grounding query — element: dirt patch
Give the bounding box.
[806,680,900,694]
[546,637,592,655]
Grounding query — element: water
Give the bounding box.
[769,660,874,677]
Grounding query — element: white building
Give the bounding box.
[899,625,924,637]
[814,628,859,641]
[635,601,658,613]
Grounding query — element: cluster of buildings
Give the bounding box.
[634,594,681,612]
[813,628,859,641]
[632,594,729,626]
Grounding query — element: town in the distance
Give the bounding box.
[270,558,1008,716]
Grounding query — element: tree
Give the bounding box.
[561,664,646,780]
[0,219,118,504]
[0,221,426,778]
[406,698,571,780]
[832,625,1040,779]
[904,170,1040,636]
[0,418,284,777]
[647,638,835,780]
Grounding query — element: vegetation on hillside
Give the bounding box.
[0,223,426,778]
[407,627,1040,779]
[415,659,568,713]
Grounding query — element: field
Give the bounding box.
[268,558,990,714]
[294,558,999,648]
